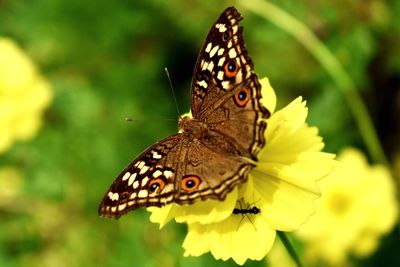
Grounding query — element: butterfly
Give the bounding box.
[98,6,270,218]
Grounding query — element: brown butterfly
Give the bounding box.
[98,7,270,218]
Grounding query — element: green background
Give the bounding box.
[0,0,399,266]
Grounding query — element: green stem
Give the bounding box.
[239,0,388,165]
[277,231,304,267]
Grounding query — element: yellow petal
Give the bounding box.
[174,187,237,224]
[183,207,276,265]
[259,77,276,113]
[251,93,336,231]
[148,204,175,229]
[149,188,238,227]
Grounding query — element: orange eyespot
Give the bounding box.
[148,178,165,193]
[224,60,238,78]
[181,175,201,192]
[233,87,249,107]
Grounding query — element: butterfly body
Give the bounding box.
[99,7,270,219]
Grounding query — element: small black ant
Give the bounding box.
[232,200,261,230]
[233,206,261,215]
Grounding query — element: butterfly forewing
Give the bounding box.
[98,135,183,218]
[190,7,270,160]
[191,7,250,116]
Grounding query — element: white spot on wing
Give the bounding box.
[139,165,149,175]
[141,177,149,186]
[232,25,238,34]
[217,71,224,80]
[122,172,130,181]
[109,192,119,201]
[133,181,139,189]
[136,161,145,169]
[217,48,225,56]
[151,150,162,159]
[197,80,208,88]
[138,190,148,198]
[209,45,219,58]
[128,173,137,186]
[229,48,237,59]
[216,24,227,32]
[205,42,212,53]
[118,203,127,211]
[164,170,173,178]
[233,36,238,43]
[221,81,230,89]
[153,170,162,178]
[206,61,214,72]
[218,57,225,67]
[201,61,209,71]
[235,72,243,84]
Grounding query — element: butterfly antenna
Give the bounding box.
[164,67,182,118]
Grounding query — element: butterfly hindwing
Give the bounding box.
[98,132,255,218]
[174,140,255,204]
[203,74,270,160]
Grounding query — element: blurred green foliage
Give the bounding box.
[0,0,399,266]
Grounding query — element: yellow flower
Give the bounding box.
[148,77,336,265]
[296,148,398,266]
[0,38,53,154]
[267,237,297,267]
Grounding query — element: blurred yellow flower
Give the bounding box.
[0,38,53,154]
[296,148,398,266]
[148,77,336,265]
[0,167,23,206]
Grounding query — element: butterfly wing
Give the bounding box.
[98,135,183,218]
[98,133,255,218]
[191,7,270,160]
[173,139,255,204]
